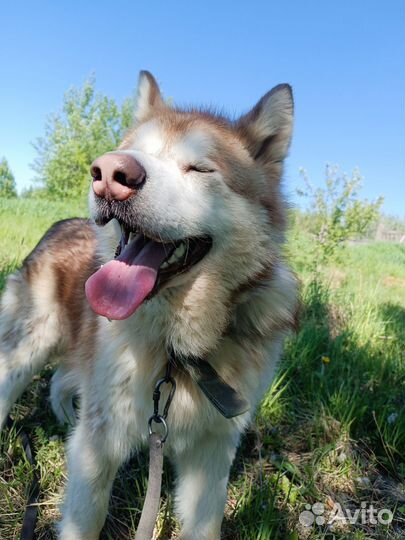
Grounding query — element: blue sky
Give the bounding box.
[1,1,404,215]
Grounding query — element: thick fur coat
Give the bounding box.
[0,71,298,540]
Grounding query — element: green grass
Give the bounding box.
[0,197,87,288]
[1,198,405,539]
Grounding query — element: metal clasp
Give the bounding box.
[148,362,176,443]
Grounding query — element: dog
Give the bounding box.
[0,71,298,540]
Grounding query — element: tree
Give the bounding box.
[297,164,383,265]
[0,157,17,198]
[32,77,134,199]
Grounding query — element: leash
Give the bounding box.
[134,349,250,540]
[7,349,249,540]
[135,362,175,540]
[5,415,40,540]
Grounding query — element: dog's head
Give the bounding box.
[86,71,293,352]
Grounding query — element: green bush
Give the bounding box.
[32,78,133,199]
[0,157,17,198]
[297,165,383,267]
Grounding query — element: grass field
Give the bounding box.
[0,197,404,539]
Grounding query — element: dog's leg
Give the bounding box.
[0,273,61,429]
[59,413,129,540]
[50,367,78,427]
[174,430,240,540]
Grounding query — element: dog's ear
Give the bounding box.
[134,71,165,122]
[237,84,293,164]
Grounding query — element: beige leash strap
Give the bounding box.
[134,433,164,540]
[135,362,175,540]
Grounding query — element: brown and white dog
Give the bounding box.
[0,71,298,540]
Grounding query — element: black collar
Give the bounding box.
[169,349,250,419]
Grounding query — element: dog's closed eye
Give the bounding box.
[185,164,216,174]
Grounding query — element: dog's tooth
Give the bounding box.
[161,261,169,269]
[168,253,178,264]
[174,243,186,258]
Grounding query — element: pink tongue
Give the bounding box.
[85,237,170,320]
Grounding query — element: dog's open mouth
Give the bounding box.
[85,223,212,320]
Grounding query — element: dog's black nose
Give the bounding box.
[90,153,146,201]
